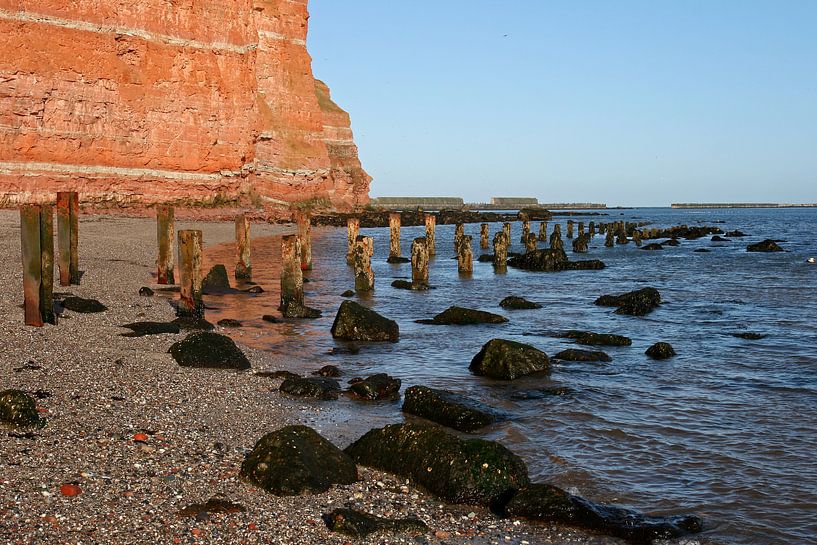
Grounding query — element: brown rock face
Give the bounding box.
[0,0,370,209]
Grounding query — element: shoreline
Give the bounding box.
[0,211,613,545]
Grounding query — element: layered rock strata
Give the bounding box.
[0,0,370,209]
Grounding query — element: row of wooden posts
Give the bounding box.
[19,197,642,326]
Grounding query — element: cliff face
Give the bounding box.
[0,0,370,209]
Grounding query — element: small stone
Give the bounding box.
[139,287,154,296]
[217,318,243,328]
[645,342,676,360]
[133,433,149,442]
[60,484,81,497]
[262,315,279,323]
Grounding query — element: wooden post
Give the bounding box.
[578,221,585,237]
[424,214,436,256]
[235,213,252,280]
[295,211,312,270]
[493,231,508,272]
[633,229,642,247]
[353,235,374,292]
[278,235,321,317]
[156,206,175,285]
[411,237,429,288]
[524,233,537,253]
[56,191,79,286]
[480,223,490,249]
[457,235,473,274]
[454,223,464,251]
[538,221,548,241]
[347,217,360,265]
[520,220,530,243]
[605,226,615,247]
[502,222,511,242]
[589,221,595,237]
[567,220,574,239]
[20,205,56,326]
[177,230,203,318]
[389,212,401,260]
[550,224,564,252]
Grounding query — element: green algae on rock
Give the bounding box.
[323,508,428,539]
[469,339,550,380]
[0,390,45,429]
[402,386,503,432]
[331,300,399,342]
[168,331,251,370]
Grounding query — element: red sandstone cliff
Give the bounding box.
[0,0,370,210]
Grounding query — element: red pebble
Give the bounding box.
[248,523,258,531]
[60,484,81,497]
[133,433,149,442]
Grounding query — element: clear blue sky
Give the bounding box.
[308,1,817,206]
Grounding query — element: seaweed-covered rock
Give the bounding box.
[240,426,357,496]
[641,243,664,251]
[510,387,572,400]
[499,296,542,310]
[61,296,107,313]
[386,256,410,264]
[345,423,529,505]
[553,349,612,362]
[563,331,632,347]
[645,342,676,360]
[402,386,502,432]
[508,249,567,271]
[349,374,401,400]
[168,332,251,370]
[139,287,154,297]
[0,389,45,429]
[469,339,550,380]
[417,306,508,326]
[120,321,181,337]
[202,264,231,293]
[279,377,341,400]
[747,239,784,252]
[313,365,341,377]
[341,290,356,298]
[725,230,747,237]
[731,332,766,340]
[217,318,243,328]
[323,508,428,539]
[711,235,731,242]
[594,287,661,316]
[662,238,681,247]
[571,234,589,253]
[504,483,702,543]
[477,254,495,263]
[331,301,399,343]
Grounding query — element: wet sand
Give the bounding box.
[0,211,614,545]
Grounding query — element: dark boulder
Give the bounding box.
[391,279,413,290]
[323,508,428,539]
[563,330,632,347]
[261,314,279,323]
[341,290,355,298]
[508,248,567,271]
[349,373,401,400]
[510,387,572,400]
[417,306,508,326]
[168,332,251,370]
[217,318,242,328]
[662,238,681,246]
[711,235,731,242]
[731,332,766,340]
[594,287,661,316]
[312,365,341,377]
[641,243,664,251]
[255,370,301,380]
[139,287,154,297]
[202,264,231,293]
[0,389,45,429]
[402,386,503,432]
[240,425,357,495]
[120,321,181,337]
[477,254,495,263]
[279,377,341,400]
[469,339,550,380]
[645,342,676,360]
[345,423,529,506]
[504,483,702,543]
[61,296,107,313]
[499,296,542,310]
[553,349,611,362]
[386,256,410,264]
[747,239,784,252]
[331,301,399,343]
[571,235,589,253]
[725,230,747,237]
[694,248,711,253]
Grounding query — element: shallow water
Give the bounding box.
[201,208,817,545]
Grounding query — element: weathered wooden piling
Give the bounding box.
[572,234,589,253]
[56,191,79,286]
[457,235,473,273]
[493,231,509,272]
[567,220,574,239]
[605,226,615,247]
[616,222,629,245]
[538,221,548,241]
[589,221,596,237]
[353,235,375,292]
[633,229,643,247]
[20,205,56,326]
[347,217,360,265]
[550,224,564,251]
[502,222,512,242]
[279,235,321,317]
[177,230,204,318]
[156,205,175,285]
[295,211,312,270]
[234,213,252,280]
[578,222,585,237]
[480,223,490,249]
[524,233,538,253]
[454,223,465,251]
[520,220,530,243]
[389,212,402,260]
[411,237,430,288]
[424,214,436,256]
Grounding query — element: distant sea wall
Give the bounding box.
[370,196,607,211]
[672,203,817,209]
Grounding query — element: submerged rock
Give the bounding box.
[390,279,431,291]
[417,306,508,325]
[402,386,503,432]
[202,264,231,293]
[594,287,661,316]
[323,508,428,539]
[312,365,341,377]
[279,377,341,400]
[508,248,604,272]
[0,390,45,429]
[386,256,410,264]
[61,296,107,313]
[217,318,242,328]
[641,243,664,251]
[331,301,399,343]
[341,290,355,298]
[240,425,357,496]
[504,483,702,543]
[469,339,550,380]
[694,248,711,253]
[349,374,401,400]
[120,321,181,337]
[477,253,495,263]
[645,342,676,360]
[725,229,747,237]
[731,332,767,340]
[563,330,632,347]
[711,235,731,242]
[747,239,784,252]
[510,387,572,400]
[138,287,154,297]
[499,296,542,310]
[553,349,611,362]
[662,238,681,247]
[345,423,529,505]
[168,332,251,370]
